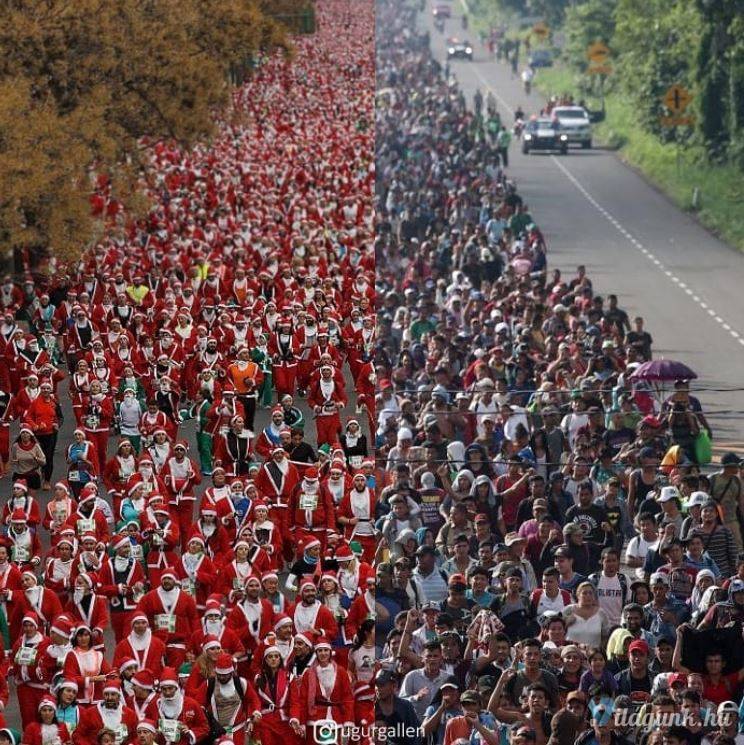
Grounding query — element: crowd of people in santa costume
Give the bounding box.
[0,1,377,744]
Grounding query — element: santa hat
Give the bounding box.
[205,595,223,613]
[38,695,57,710]
[245,575,261,587]
[132,669,155,690]
[335,544,354,562]
[263,645,281,658]
[161,567,178,583]
[253,499,268,511]
[304,467,319,481]
[262,571,279,583]
[320,570,338,585]
[301,536,321,552]
[112,534,131,551]
[103,679,122,694]
[118,658,138,673]
[128,483,145,497]
[315,635,332,651]
[10,508,26,522]
[299,577,317,592]
[53,482,70,493]
[174,440,188,452]
[136,720,158,734]
[80,531,97,543]
[50,615,74,639]
[77,573,94,588]
[200,506,217,517]
[294,631,315,647]
[233,539,250,551]
[159,667,179,686]
[203,635,221,651]
[12,481,28,492]
[215,653,235,675]
[129,613,148,626]
[330,459,346,472]
[273,614,292,631]
[139,456,154,465]
[56,538,74,549]
[187,532,205,547]
[58,679,79,693]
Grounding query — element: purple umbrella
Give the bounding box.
[630,359,697,382]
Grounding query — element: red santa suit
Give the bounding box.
[95,545,147,643]
[2,490,41,529]
[296,652,355,739]
[112,614,167,678]
[187,598,245,661]
[199,654,261,745]
[254,452,299,550]
[143,668,209,745]
[61,644,111,705]
[174,539,217,612]
[160,449,202,551]
[307,368,347,447]
[141,508,180,587]
[286,591,339,643]
[225,585,276,674]
[12,613,50,730]
[72,685,137,745]
[21,720,71,745]
[269,326,301,397]
[288,470,336,556]
[63,584,109,650]
[337,481,376,564]
[43,551,75,604]
[6,521,43,572]
[41,491,77,543]
[11,581,63,640]
[135,574,200,668]
[253,656,303,745]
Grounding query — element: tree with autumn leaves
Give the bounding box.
[0,0,311,267]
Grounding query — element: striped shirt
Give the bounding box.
[690,524,737,577]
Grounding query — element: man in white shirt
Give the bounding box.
[626,513,659,580]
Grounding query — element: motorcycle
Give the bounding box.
[512,118,524,139]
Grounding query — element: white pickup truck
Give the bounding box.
[552,106,592,149]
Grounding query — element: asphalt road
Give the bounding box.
[421,2,744,448]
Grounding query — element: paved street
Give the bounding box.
[423,2,744,446]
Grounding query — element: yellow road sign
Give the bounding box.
[588,63,612,76]
[532,21,549,39]
[663,85,692,114]
[660,115,696,127]
[586,42,610,64]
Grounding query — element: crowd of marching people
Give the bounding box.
[373,2,744,744]
[0,2,377,744]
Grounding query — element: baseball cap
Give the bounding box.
[668,673,687,688]
[440,679,459,691]
[658,486,681,503]
[730,579,744,594]
[474,513,490,524]
[562,523,583,536]
[687,491,709,508]
[628,639,649,656]
[650,572,670,586]
[532,499,548,510]
[448,573,467,588]
[420,601,439,612]
[375,669,397,685]
[460,691,481,705]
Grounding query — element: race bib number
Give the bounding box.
[15,646,37,665]
[155,613,177,633]
[77,518,95,534]
[11,545,30,563]
[159,719,181,742]
[85,415,100,430]
[349,456,363,469]
[181,578,196,596]
[299,493,318,511]
[68,470,80,483]
[130,544,144,561]
[233,578,244,591]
